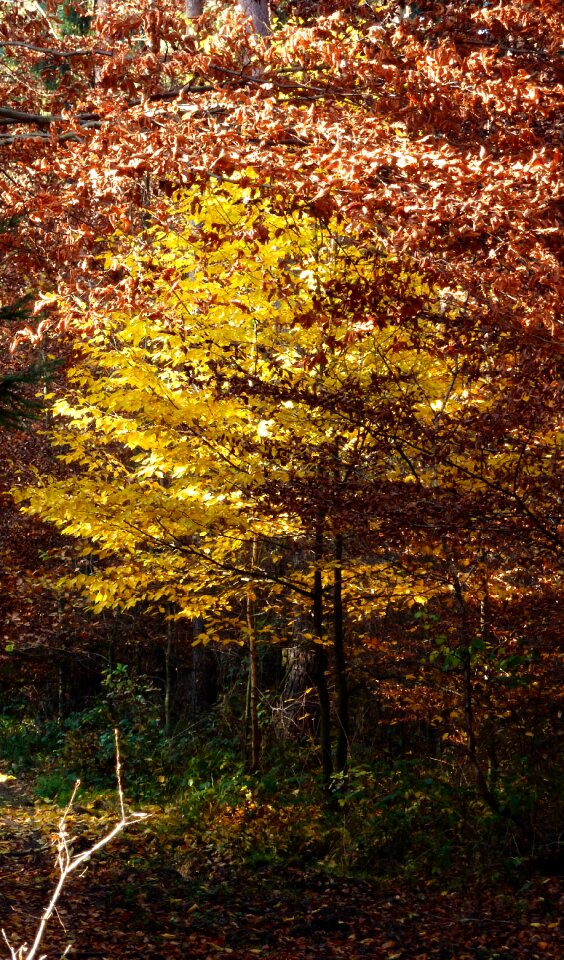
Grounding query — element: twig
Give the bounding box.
[2,732,148,960]
[114,728,126,823]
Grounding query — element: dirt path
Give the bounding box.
[1,768,562,960]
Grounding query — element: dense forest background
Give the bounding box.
[0,2,562,958]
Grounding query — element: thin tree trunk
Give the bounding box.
[56,597,66,720]
[93,0,109,85]
[57,659,64,721]
[480,560,498,789]
[333,533,349,773]
[313,523,333,782]
[164,614,173,735]
[447,549,502,815]
[246,539,261,772]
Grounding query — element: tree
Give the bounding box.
[19,173,561,792]
[3,0,562,804]
[14,178,457,773]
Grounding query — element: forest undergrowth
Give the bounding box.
[1,686,563,960]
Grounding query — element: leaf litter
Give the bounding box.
[0,768,561,960]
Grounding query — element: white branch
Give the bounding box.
[2,733,148,960]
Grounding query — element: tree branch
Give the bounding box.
[1,731,148,960]
[0,40,114,58]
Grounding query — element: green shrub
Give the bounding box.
[60,665,167,797]
[34,769,78,804]
[0,710,61,771]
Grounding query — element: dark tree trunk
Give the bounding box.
[313,524,333,782]
[333,533,349,773]
[246,540,261,772]
[447,550,503,816]
[164,615,173,735]
[191,618,217,713]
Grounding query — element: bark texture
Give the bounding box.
[185,0,204,16]
[186,0,270,35]
[239,0,271,36]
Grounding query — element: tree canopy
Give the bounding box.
[0,3,562,933]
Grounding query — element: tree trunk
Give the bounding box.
[164,615,173,735]
[246,540,261,772]
[93,0,110,85]
[447,550,501,815]
[191,618,217,712]
[313,524,333,782]
[186,1,270,36]
[147,0,160,55]
[333,533,349,773]
[280,642,318,736]
[185,0,204,16]
[56,598,66,720]
[480,561,498,789]
[239,0,271,37]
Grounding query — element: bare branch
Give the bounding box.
[2,733,148,960]
[0,107,54,127]
[114,728,126,823]
[0,41,114,58]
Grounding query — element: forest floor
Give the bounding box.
[1,767,562,960]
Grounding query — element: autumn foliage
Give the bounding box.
[1,0,563,902]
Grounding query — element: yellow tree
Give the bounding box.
[14,177,482,775]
